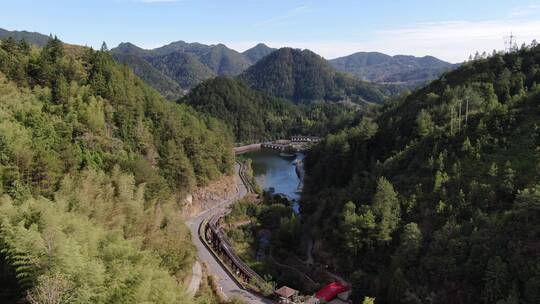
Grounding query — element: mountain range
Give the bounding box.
[0,28,50,46]
[110,40,455,100]
[329,51,457,87]
[110,41,259,98]
[0,27,456,99]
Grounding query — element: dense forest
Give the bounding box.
[302,43,540,303]
[112,52,185,99]
[238,48,396,104]
[0,37,234,303]
[182,77,373,142]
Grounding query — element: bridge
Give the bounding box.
[235,136,322,154]
[261,142,289,151]
[291,136,322,143]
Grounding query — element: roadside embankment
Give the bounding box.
[182,173,236,218]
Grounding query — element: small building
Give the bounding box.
[275,286,299,303]
[315,282,351,303]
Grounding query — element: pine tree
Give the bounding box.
[372,177,400,242]
[482,256,509,303]
[416,109,434,137]
[100,41,108,52]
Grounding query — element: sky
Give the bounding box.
[1,0,540,63]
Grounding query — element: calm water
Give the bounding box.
[242,149,304,206]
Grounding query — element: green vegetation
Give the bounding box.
[329,52,457,88]
[147,52,215,91]
[242,43,276,63]
[239,48,395,104]
[223,195,305,290]
[182,77,374,142]
[0,36,233,303]
[112,52,185,99]
[150,41,251,76]
[301,44,540,303]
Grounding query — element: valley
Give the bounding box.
[0,3,539,302]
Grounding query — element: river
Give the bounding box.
[241,149,304,212]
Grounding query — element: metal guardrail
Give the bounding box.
[206,212,267,286]
[203,161,267,289]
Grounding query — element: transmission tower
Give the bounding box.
[504,32,517,53]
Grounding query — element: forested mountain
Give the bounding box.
[182,77,371,142]
[329,51,457,88]
[112,52,185,99]
[243,43,276,63]
[146,51,215,90]
[151,40,252,75]
[0,37,233,303]
[110,40,252,97]
[238,47,393,104]
[0,28,50,47]
[301,45,540,303]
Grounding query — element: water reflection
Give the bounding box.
[242,149,304,212]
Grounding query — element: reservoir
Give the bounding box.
[241,149,304,210]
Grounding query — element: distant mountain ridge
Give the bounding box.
[0,27,454,99]
[329,51,457,88]
[242,43,276,63]
[110,40,258,98]
[0,28,51,46]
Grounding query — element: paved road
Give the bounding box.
[186,164,271,304]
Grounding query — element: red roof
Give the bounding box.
[315,282,350,302]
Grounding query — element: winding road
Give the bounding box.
[186,163,271,304]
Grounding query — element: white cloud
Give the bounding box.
[229,19,540,63]
[255,6,311,28]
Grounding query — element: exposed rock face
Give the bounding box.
[182,174,236,217]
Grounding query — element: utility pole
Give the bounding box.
[504,32,517,53]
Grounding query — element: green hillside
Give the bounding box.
[112,52,185,99]
[0,37,233,303]
[239,48,393,104]
[147,51,216,90]
[301,45,540,303]
[182,77,370,142]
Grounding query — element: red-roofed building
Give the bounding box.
[315,282,351,302]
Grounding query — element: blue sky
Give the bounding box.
[1,0,540,62]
